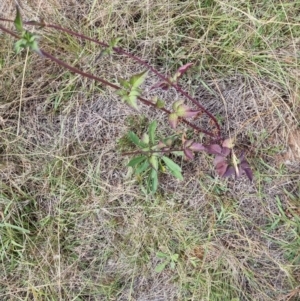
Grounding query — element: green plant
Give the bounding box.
[126,121,184,193]
[154,251,179,272]
[0,6,254,193]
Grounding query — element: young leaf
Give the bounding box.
[172,99,185,112]
[128,132,147,148]
[30,39,43,56]
[141,133,149,145]
[162,156,183,180]
[148,121,157,145]
[177,62,193,76]
[118,78,131,89]
[149,155,158,170]
[129,70,148,89]
[171,254,179,261]
[126,96,139,111]
[155,261,168,273]
[14,6,23,33]
[135,160,150,175]
[129,89,141,97]
[173,62,193,82]
[150,80,169,91]
[14,39,26,53]
[168,113,178,129]
[127,156,146,167]
[170,261,176,269]
[156,99,165,108]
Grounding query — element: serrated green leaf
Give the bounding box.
[129,89,141,97]
[129,70,148,89]
[155,261,168,273]
[135,160,150,175]
[128,132,147,148]
[127,95,139,110]
[14,6,23,33]
[148,121,157,145]
[116,89,127,97]
[162,156,183,180]
[127,156,146,167]
[118,78,131,89]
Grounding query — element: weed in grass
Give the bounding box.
[0,6,254,193]
[0,1,300,300]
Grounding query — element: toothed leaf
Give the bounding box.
[127,95,139,110]
[130,70,148,89]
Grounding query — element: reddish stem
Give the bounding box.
[0,17,221,138]
[0,22,216,138]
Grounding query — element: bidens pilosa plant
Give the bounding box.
[0,6,253,193]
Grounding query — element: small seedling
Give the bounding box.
[155,251,179,272]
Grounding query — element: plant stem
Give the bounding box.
[0,17,221,138]
[0,22,217,138]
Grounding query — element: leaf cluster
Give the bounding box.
[127,121,183,193]
[13,6,41,55]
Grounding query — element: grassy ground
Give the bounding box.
[0,0,300,300]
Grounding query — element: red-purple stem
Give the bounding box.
[0,22,215,137]
[0,17,221,138]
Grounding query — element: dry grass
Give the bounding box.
[0,0,300,300]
